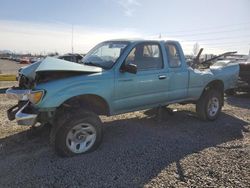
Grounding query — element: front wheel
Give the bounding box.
[50,110,103,157]
[196,89,223,121]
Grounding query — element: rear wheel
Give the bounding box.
[50,109,103,157]
[196,89,223,121]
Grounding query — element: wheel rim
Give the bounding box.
[207,97,219,117]
[66,123,96,154]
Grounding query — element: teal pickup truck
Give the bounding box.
[6,40,239,156]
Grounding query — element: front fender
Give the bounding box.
[35,74,113,110]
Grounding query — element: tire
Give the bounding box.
[196,89,223,121]
[50,109,103,157]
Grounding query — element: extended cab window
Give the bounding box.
[165,43,181,68]
[125,43,163,70]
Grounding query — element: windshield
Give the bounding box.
[82,41,129,69]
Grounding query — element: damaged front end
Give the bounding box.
[6,57,103,126]
[6,88,40,126]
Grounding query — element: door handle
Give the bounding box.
[119,79,133,82]
[158,75,167,80]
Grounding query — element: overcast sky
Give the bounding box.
[0,0,249,54]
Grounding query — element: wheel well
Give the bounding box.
[59,94,110,116]
[201,80,224,105]
[205,80,224,92]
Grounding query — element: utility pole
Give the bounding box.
[159,33,162,39]
[71,25,74,54]
[248,43,250,57]
[248,48,250,62]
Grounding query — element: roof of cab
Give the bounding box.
[104,39,178,43]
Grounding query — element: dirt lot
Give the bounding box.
[0,59,22,89]
[0,59,23,75]
[0,60,249,187]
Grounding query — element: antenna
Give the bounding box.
[71,24,74,53]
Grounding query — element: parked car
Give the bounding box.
[30,57,42,64]
[13,57,21,62]
[6,40,239,157]
[20,57,30,64]
[58,53,83,63]
[226,59,250,94]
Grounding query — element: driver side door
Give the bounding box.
[113,42,169,114]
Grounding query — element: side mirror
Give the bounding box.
[120,63,137,74]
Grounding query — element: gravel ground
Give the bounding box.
[0,60,249,187]
[0,92,249,188]
[0,59,23,74]
[0,59,22,89]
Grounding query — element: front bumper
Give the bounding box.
[6,88,38,126]
[7,102,38,126]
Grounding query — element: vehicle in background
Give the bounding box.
[20,57,30,64]
[6,40,239,157]
[226,59,250,94]
[58,53,83,63]
[30,57,42,64]
[188,50,249,95]
[13,57,20,62]
[238,59,250,93]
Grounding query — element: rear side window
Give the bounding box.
[125,43,163,70]
[165,44,182,68]
[143,45,161,58]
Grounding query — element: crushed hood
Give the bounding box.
[36,57,102,73]
[20,57,103,80]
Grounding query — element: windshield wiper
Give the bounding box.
[84,61,97,66]
[84,62,105,69]
[84,61,100,67]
